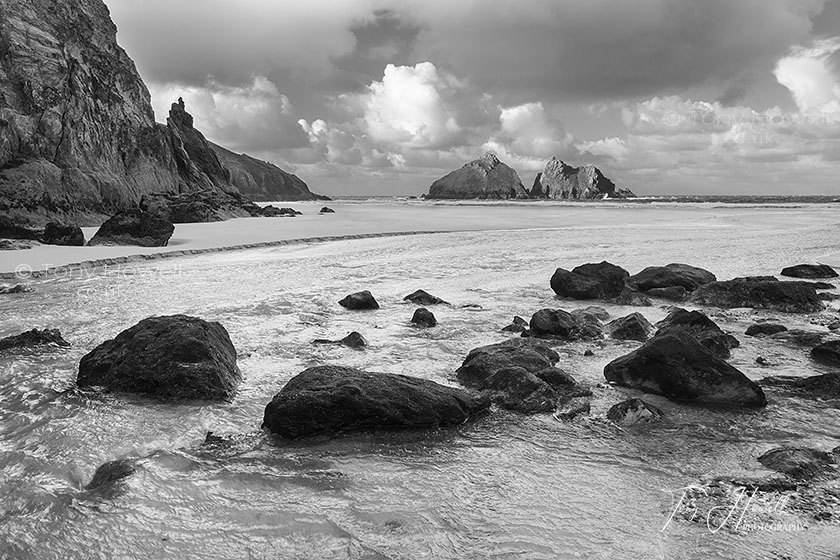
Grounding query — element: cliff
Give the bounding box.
[529,158,635,199]
[425,153,528,200]
[210,143,328,202]
[0,0,322,226]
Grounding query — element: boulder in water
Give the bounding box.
[745,323,788,336]
[761,372,840,398]
[501,316,528,333]
[529,158,634,199]
[606,398,664,426]
[319,207,335,213]
[645,286,688,302]
[529,308,602,340]
[457,339,559,388]
[77,315,240,400]
[403,290,448,305]
[312,331,369,350]
[811,341,840,366]
[603,331,766,407]
[88,209,175,247]
[258,205,300,217]
[757,447,837,479]
[41,222,85,246]
[607,313,653,342]
[411,308,437,327]
[0,284,33,294]
[338,290,379,310]
[780,264,838,279]
[550,261,629,300]
[262,365,490,437]
[654,308,739,359]
[628,263,716,292]
[0,328,69,351]
[690,279,822,313]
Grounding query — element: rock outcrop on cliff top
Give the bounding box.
[425,153,528,200]
[0,0,323,225]
[530,157,635,199]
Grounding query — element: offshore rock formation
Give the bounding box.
[530,157,635,199]
[211,143,327,202]
[425,153,528,200]
[0,0,323,225]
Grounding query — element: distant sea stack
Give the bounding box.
[530,157,635,199]
[425,153,528,200]
[211,143,328,202]
[0,0,324,225]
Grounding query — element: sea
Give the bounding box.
[1,200,839,559]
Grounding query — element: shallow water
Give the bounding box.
[1,204,840,559]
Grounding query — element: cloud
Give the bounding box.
[149,76,311,152]
[361,62,463,148]
[774,36,840,112]
[577,137,629,160]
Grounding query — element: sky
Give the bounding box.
[104,0,840,197]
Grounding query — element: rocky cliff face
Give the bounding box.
[210,142,328,202]
[529,157,635,199]
[425,153,528,200]
[0,0,323,225]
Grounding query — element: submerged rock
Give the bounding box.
[607,313,653,342]
[403,289,448,305]
[501,316,529,333]
[811,341,840,366]
[745,323,788,336]
[529,157,634,199]
[77,315,240,400]
[262,366,490,438]
[84,458,137,498]
[769,329,826,346]
[629,263,716,292]
[603,331,766,407]
[338,290,379,310]
[606,398,664,426]
[655,308,739,359]
[312,331,369,350]
[41,222,85,246]
[757,447,837,479]
[550,261,629,300]
[426,153,528,200]
[0,328,69,351]
[411,308,437,327]
[0,284,33,294]
[480,367,557,413]
[690,279,822,313]
[761,372,840,398]
[780,264,838,279]
[87,209,175,247]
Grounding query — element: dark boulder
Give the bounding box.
[745,323,788,336]
[550,261,629,300]
[319,207,335,213]
[761,372,840,398]
[87,209,175,247]
[606,398,664,426]
[0,328,69,351]
[426,153,529,200]
[811,341,840,367]
[41,222,84,246]
[757,447,837,479]
[338,290,379,310]
[533,366,578,391]
[646,286,688,302]
[258,205,300,217]
[139,190,260,223]
[610,287,653,306]
[810,281,835,290]
[83,458,138,498]
[312,331,369,350]
[654,308,739,359]
[603,331,766,407]
[780,264,838,279]
[529,308,602,340]
[571,306,610,323]
[629,263,716,292]
[403,289,448,305]
[769,329,826,346]
[607,313,652,342]
[262,365,490,438]
[411,308,437,327]
[501,316,528,333]
[457,339,559,388]
[481,367,557,413]
[77,315,240,400]
[829,321,840,331]
[690,279,822,313]
[0,216,40,240]
[0,284,33,294]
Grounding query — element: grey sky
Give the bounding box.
[105,0,840,196]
